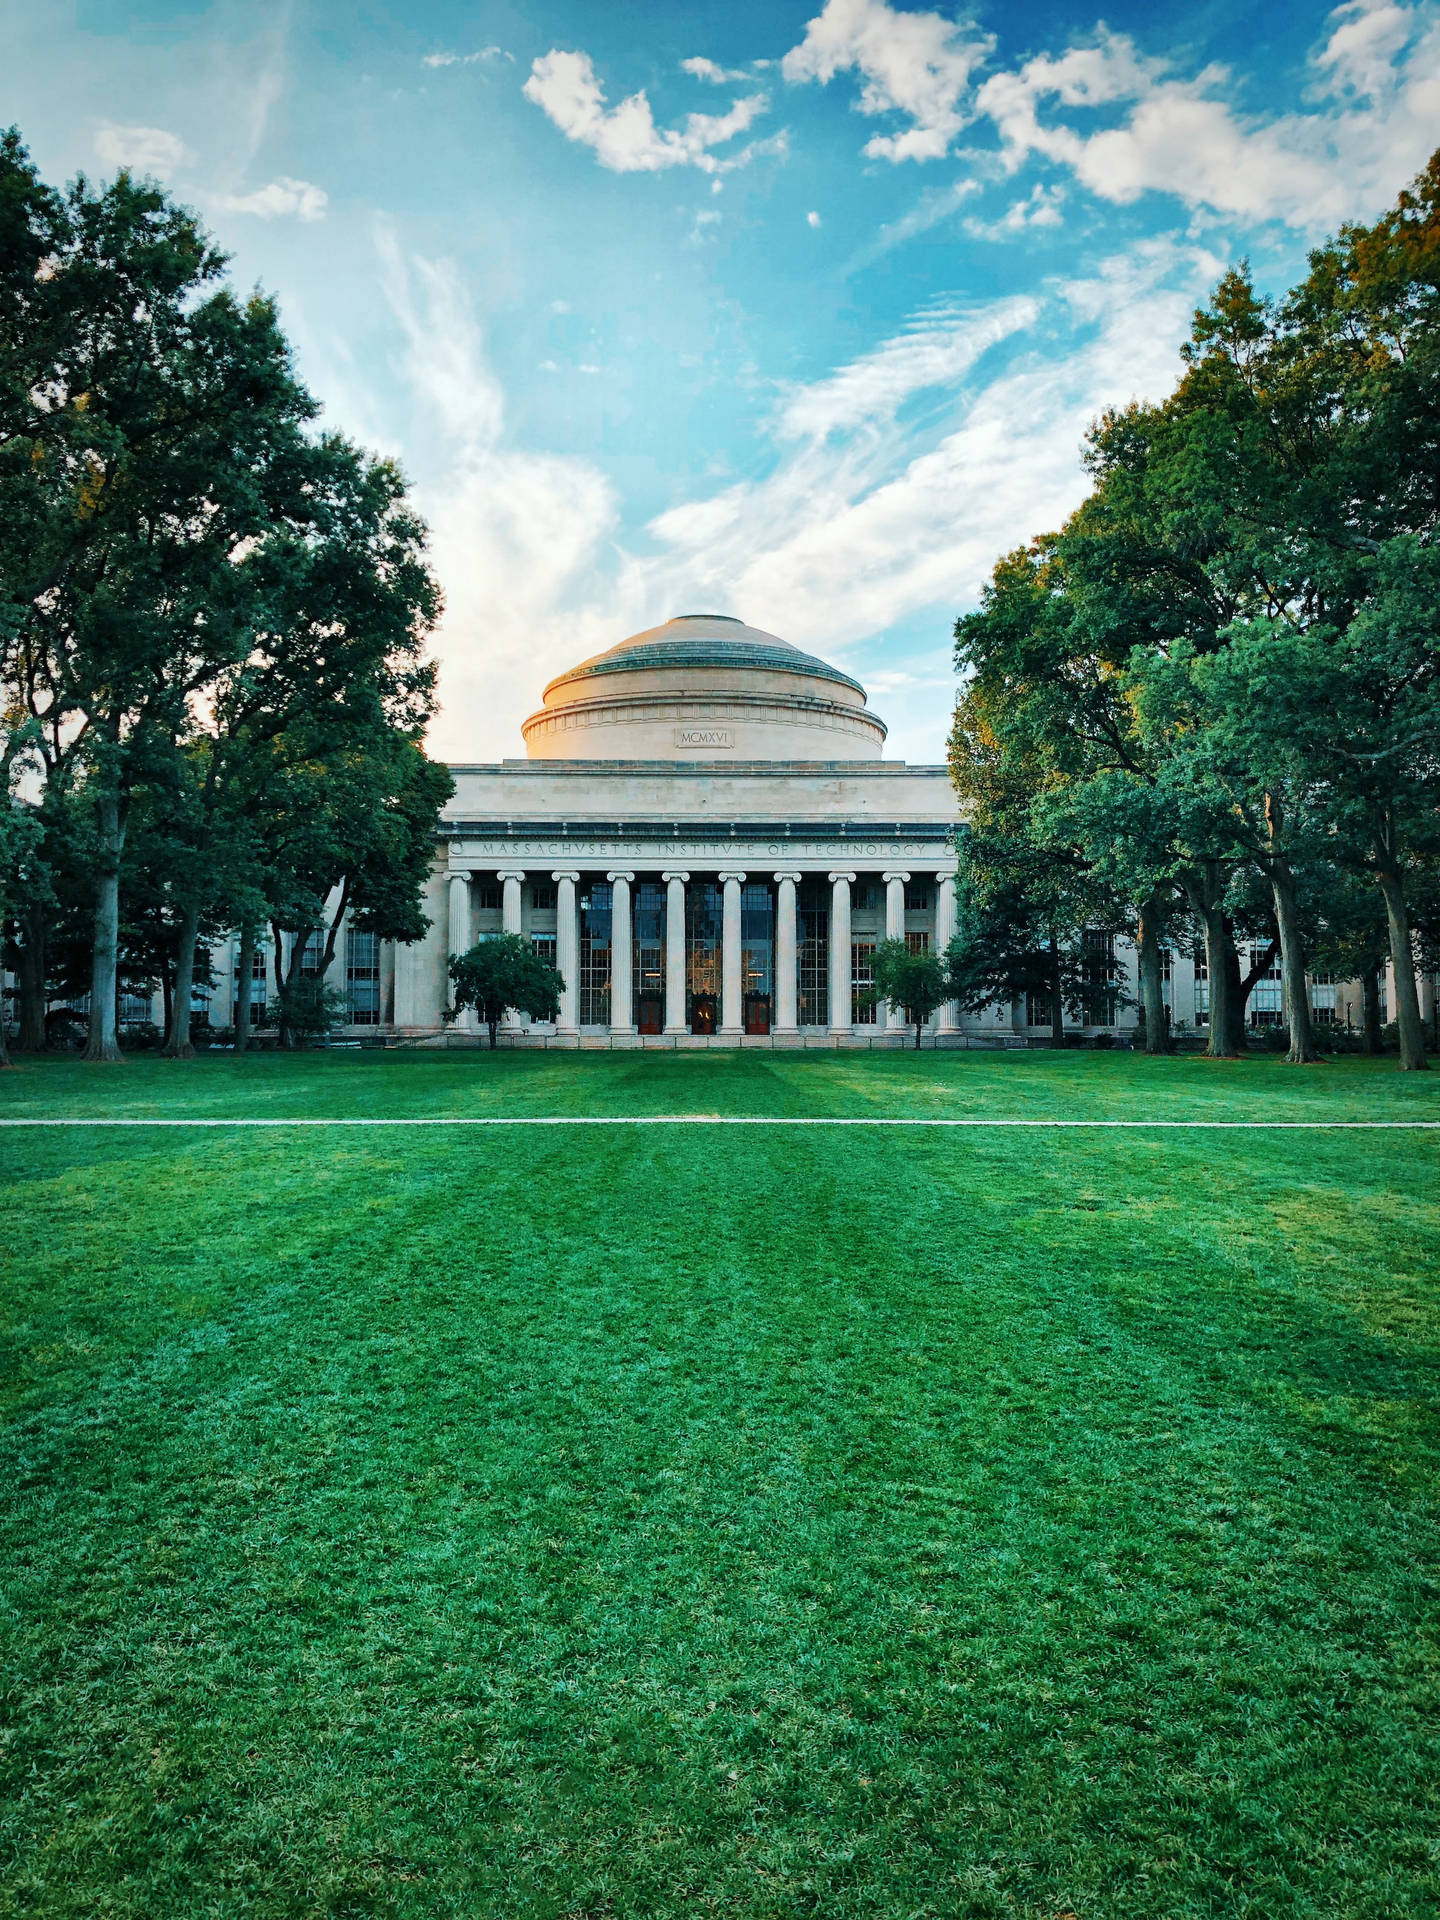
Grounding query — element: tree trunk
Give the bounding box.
[1136,894,1169,1056]
[17,904,46,1051]
[234,924,255,1053]
[1221,920,1248,1054]
[162,899,201,1059]
[914,1017,922,1050]
[1048,933,1065,1048]
[487,1015,498,1050]
[83,790,125,1063]
[1269,862,1319,1064]
[1375,865,1427,1071]
[1183,867,1236,1059]
[1360,966,1382,1054]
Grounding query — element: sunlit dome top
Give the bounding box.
[523,614,886,763]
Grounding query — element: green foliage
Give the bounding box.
[869,935,949,1047]
[262,978,351,1045]
[448,932,564,1047]
[2,1050,1439,1916]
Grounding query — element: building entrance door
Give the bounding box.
[744,993,771,1035]
[637,995,663,1035]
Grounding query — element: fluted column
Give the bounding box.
[553,869,580,1037]
[936,869,960,1034]
[719,871,746,1038]
[447,870,473,1030]
[774,872,800,1034]
[497,869,525,1032]
[608,871,635,1035]
[829,870,855,1038]
[663,870,689,1036]
[883,869,909,1032]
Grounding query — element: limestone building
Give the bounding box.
[108,611,1427,1048]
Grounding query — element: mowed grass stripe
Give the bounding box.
[3,1113,1439,1129]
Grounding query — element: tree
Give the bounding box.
[448,935,563,1050]
[870,937,948,1049]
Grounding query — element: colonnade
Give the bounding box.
[446,864,960,1040]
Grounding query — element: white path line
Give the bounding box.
[1,1117,1438,1130]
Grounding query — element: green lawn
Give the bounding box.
[2,1050,1439,1918]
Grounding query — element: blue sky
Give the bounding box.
[6,2,1438,762]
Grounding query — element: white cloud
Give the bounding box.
[807,209,822,227]
[423,46,511,68]
[682,57,751,84]
[375,232,620,763]
[639,240,1220,738]
[776,298,1035,439]
[217,177,328,220]
[780,0,993,162]
[976,5,1440,227]
[964,182,1066,240]
[524,49,769,173]
[93,124,187,180]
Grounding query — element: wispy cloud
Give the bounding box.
[682,56,752,84]
[524,49,770,174]
[423,46,511,69]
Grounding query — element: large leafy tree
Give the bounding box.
[449,935,564,1051]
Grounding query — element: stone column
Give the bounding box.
[553,869,581,1038]
[829,870,855,1038]
[883,869,909,1032]
[719,871,746,1038]
[447,870,473,1030]
[936,869,960,1034]
[774,872,801,1034]
[497,869,526,1033]
[663,870,689,1035]
[608,871,635,1036]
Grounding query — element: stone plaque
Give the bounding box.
[674,726,733,749]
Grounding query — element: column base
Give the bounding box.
[609,1022,637,1036]
[663,1024,688,1037]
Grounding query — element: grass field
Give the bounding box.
[2,1049,1439,1918]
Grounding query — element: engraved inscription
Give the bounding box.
[674,727,733,749]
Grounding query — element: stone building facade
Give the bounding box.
[74,613,1436,1048]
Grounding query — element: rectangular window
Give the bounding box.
[1025,989,1051,1029]
[853,881,880,912]
[905,930,931,955]
[119,991,152,1027]
[300,930,325,979]
[904,880,931,911]
[633,882,666,1033]
[1083,928,1117,1025]
[851,940,877,1025]
[530,934,557,968]
[1193,943,1209,1025]
[578,882,612,1027]
[347,928,381,1025]
[474,882,502,913]
[234,943,267,1026]
[530,881,557,912]
[686,881,722,1033]
[741,883,774,1033]
[797,879,829,1026]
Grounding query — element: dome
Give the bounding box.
[522,614,887,762]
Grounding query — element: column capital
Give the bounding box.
[447,866,474,883]
[773,869,802,884]
[661,869,690,883]
[718,869,747,883]
[606,869,636,883]
[828,869,857,885]
[550,869,581,883]
[496,868,527,882]
[882,869,911,884]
